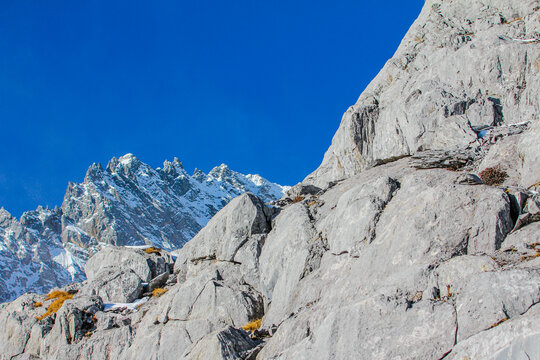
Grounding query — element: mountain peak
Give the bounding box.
[119,153,138,165]
[208,164,232,180]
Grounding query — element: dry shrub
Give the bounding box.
[521,252,540,261]
[242,318,262,332]
[36,291,74,321]
[292,195,304,204]
[152,288,168,298]
[479,167,507,186]
[446,285,453,298]
[529,181,540,189]
[144,247,162,255]
[45,290,71,301]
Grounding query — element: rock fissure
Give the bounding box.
[369,178,401,244]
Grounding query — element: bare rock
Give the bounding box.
[85,246,173,283]
[184,326,261,360]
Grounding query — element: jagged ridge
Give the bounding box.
[0,154,289,303]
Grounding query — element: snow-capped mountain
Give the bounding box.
[0,154,289,302]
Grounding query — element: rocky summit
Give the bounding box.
[0,154,288,303]
[1,0,539,359]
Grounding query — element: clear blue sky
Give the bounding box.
[0,1,424,217]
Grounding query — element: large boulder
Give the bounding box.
[85,246,173,283]
[0,293,50,359]
[447,303,540,360]
[184,326,261,360]
[175,193,273,289]
[258,202,317,326]
[78,268,143,303]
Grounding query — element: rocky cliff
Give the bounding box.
[0,154,288,302]
[304,0,539,189]
[0,0,539,359]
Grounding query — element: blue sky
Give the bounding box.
[0,1,424,217]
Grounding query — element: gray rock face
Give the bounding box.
[85,246,173,283]
[0,0,539,359]
[257,161,538,360]
[305,0,539,188]
[0,155,288,303]
[80,269,143,303]
[0,162,538,359]
[447,303,540,360]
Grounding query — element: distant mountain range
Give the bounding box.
[0,153,289,302]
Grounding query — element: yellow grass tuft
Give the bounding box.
[292,195,304,204]
[36,291,74,321]
[45,290,72,301]
[242,318,262,332]
[152,288,168,298]
[446,285,453,298]
[489,317,508,329]
[521,252,540,261]
[144,247,162,255]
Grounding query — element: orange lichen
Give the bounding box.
[242,318,262,332]
[33,302,43,308]
[152,288,168,298]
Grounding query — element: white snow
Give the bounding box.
[119,153,136,165]
[65,225,89,236]
[103,296,149,311]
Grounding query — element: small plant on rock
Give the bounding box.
[446,285,453,298]
[489,317,508,329]
[292,195,304,204]
[479,167,507,186]
[242,318,262,332]
[36,291,74,321]
[152,288,168,298]
[144,247,162,255]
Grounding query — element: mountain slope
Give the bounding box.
[0,154,288,302]
[0,0,539,359]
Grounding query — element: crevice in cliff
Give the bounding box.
[369,178,401,244]
[488,97,504,126]
[300,232,329,281]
